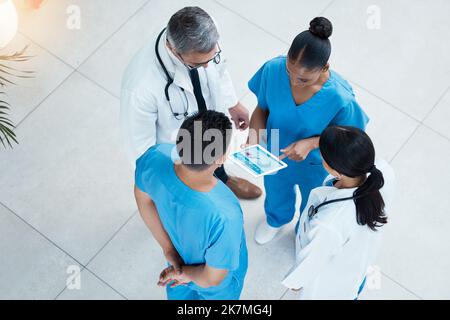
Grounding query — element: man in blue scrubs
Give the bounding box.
[134,111,248,300]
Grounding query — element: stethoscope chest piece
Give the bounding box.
[308,205,318,219]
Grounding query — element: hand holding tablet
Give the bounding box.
[229,145,288,177]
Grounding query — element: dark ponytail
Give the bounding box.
[319,126,387,231]
[353,166,386,230]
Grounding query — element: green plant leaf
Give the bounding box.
[0,96,16,148]
[0,46,34,149]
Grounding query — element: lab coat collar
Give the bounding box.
[322,174,359,199]
[156,30,193,93]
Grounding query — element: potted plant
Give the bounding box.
[0,47,33,148]
[0,0,34,148]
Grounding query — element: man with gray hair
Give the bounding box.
[121,6,261,199]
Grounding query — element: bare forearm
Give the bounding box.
[307,136,320,150]
[182,265,226,288]
[247,106,268,145]
[135,188,174,253]
[138,206,172,251]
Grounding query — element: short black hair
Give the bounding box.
[288,17,333,69]
[176,111,232,171]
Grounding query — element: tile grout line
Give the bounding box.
[17,31,75,71]
[381,85,450,298]
[0,200,133,300]
[10,1,449,300]
[387,123,421,164]
[0,201,85,266]
[9,44,122,131]
[14,69,76,129]
[422,122,450,144]
[83,267,129,300]
[8,2,152,300]
[76,70,120,100]
[18,0,152,71]
[389,84,450,164]
[85,211,138,267]
[9,31,77,130]
[214,0,426,127]
[213,0,290,46]
[213,0,437,300]
[13,0,152,129]
[53,263,128,301]
[279,288,290,300]
[350,80,422,124]
[17,0,424,138]
[421,85,450,124]
[53,211,137,300]
[215,0,336,45]
[15,0,430,138]
[320,0,337,15]
[381,272,424,300]
[74,0,153,71]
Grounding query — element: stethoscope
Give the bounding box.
[307,179,368,219]
[308,195,360,219]
[155,28,189,120]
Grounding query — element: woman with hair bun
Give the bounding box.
[282,126,395,299]
[247,17,370,244]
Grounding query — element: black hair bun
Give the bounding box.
[309,17,333,40]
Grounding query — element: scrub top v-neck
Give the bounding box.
[248,56,369,228]
[249,55,368,164]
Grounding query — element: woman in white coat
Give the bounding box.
[282,126,395,299]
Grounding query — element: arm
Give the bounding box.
[245,105,269,146]
[228,101,250,130]
[159,213,241,289]
[159,263,228,288]
[134,185,183,273]
[279,136,319,161]
[281,99,369,162]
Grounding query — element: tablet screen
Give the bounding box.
[229,145,287,177]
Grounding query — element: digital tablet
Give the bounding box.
[229,145,288,177]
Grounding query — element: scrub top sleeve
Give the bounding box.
[282,222,342,290]
[134,163,145,192]
[204,217,242,271]
[248,63,269,111]
[134,157,148,195]
[331,100,369,131]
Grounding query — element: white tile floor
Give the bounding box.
[1,0,449,300]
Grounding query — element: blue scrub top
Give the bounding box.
[135,144,248,292]
[248,56,369,163]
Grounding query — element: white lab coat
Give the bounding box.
[282,159,395,299]
[120,28,238,164]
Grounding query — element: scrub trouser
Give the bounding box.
[166,277,244,300]
[264,160,328,228]
[214,165,229,184]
